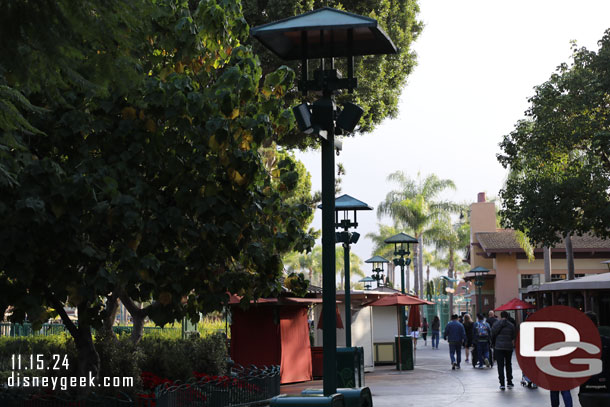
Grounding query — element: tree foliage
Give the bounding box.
[242,0,423,148]
[0,0,314,377]
[498,30,610,246]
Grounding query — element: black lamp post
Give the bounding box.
[359,276,375,290]
[320,194,372,348]
[384,233,418,335]
[470,266,490,315]
[251,7,397,396]
[365,256,389,288]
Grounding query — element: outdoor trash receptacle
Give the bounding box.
[336,347,365,387]
[395,336,413,370]
[302,387,372,407]
[270,393,344,407]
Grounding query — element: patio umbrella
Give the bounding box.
[316,305,344,329]
[407,304,421,331]
[365,294,433,370]
[495,297,536,311]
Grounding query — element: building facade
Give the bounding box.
[465,192,610,313]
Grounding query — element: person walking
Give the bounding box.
[463,313,474,363]
[550,391,573,407]
[431,316,441,349]
[444,314,466,370]
[492,310,516,390]
[422,317,429,346]
[474,313,492,368]
[487,310,498,328]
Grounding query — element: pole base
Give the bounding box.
[301,388,371,407]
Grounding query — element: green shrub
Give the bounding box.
[139,333,227,381]
[94,331,143,393]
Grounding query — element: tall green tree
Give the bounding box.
[242,0,423,148]
[378,172,461,297]
[498,31,610,265]
[0,0,314,377]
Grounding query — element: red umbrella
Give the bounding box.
[365,294,433,370]
[495,297,536,311]
[364,293,431,307]
[407,304,421,330]
[316,305,344,329]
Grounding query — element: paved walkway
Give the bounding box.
[282,340,581,407]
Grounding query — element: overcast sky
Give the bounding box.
[295,0,610,280]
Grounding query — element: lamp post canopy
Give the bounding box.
[318,194,373,211]
[470,266,490,274]
[250,7,397,61]
[365,255,389,264]
[384,232,418,244]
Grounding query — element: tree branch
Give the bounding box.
[49,294,78,338]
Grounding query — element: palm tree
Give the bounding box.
[335,247,365,289]
[378,172,461,297]
[282,246,322,286]
[433,212,470,313]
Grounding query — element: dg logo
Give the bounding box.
[516,305,602,391]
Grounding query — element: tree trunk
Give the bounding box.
[51,295,100,383]
[405,262,410,293]
[412,247,419,296]
[118,292,149,344]
[74,320,100,381]
[417,235,424,300]
[565,233,575,280]
[543,246,552,283]
[449,248,455,316]
[102,294,119,337]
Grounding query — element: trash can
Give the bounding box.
[336,347,365,387]
[395,336,413,370]
[271,393,345,407]
[302,387,372,407]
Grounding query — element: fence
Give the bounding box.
[0,365,280,407]
[0,323,182,338]
[0,324,223,338]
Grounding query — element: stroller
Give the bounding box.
[520,375,538,389]
[471,341,494,368]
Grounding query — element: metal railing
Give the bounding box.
[0,323,219,338]
[152,365,280,407]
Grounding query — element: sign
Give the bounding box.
[516,305,602,391]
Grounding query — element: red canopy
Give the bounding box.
[316,305,344,329]
[407,304,421,329]
[365,293,433,307]
[495,297,536,311]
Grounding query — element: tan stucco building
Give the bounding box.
[464,192,610,314]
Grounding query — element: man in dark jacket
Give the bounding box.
[492,311,516,390]
[444,314,466,370]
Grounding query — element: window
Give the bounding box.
[551,274,566,281]
[521,274,534,288]
[521,274,540,288]
[575,274,585,279]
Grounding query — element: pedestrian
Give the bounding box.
[474,313,492,368]
[422,317,429,346]
[444,314,466,370]
[431,315,441,349]
[463,313,474,363]
[411,326,419,350]
[492,310,516,390]
[487,310,498,328]
[550,390,573,407]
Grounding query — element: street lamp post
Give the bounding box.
[320,194,372,347]
[470,266,490,315]
[384,233,418,335]
[251,7,397,397]
[365,256,389,288]
[359,276,374,290]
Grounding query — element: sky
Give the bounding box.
[294,0,610,280]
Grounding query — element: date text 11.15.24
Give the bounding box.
[11,354,69,371]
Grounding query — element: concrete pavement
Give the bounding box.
[281,339,581,407]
